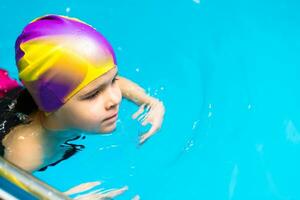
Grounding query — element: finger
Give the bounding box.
[80,186,128,200]
[132,104,145,119]
[140,107,158,125]
[141,114,153,126]
[143,103,161,121]
[145,104,151,112]
[64,181,101,195]
[73,189,104,200]
[102,186,128,199]
[141,108,159,126]
[137,112,149,122]
[141,118,150,126]
[139,125,158,144]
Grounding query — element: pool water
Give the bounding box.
[1,0,300,199]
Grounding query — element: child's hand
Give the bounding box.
[132,98,165,144]
[64,181,128,199]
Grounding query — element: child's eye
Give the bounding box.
[85,90,101,100]
[84,77,118,100]
[112,77,119,84]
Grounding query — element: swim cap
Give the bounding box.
[0,69,20,98]
[15,15,116,112]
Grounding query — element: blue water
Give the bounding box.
[1,0,300,199]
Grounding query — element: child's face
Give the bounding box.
[53,67,122,133]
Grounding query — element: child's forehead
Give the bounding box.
[77,67,118,94]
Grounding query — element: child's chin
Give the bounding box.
[98,123,117,134]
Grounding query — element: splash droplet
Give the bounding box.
[66,7,71,13]
[247,104,252,110]
[192,120,200,130]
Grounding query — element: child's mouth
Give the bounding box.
[103,113,118,122]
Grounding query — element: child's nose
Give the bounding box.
[105,86,121,110]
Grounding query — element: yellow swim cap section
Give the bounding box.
[65,58,115,101]
[18,35,115,103]
[18,39,63,81]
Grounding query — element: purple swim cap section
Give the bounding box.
[15,15,116,64]
[38,78,71,112]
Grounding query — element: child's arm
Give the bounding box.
[64,181,128,199]
[117,76,154,105]
[116,76,165,144]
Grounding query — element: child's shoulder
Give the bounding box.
[3,112,42,145]
[2,115,44,172]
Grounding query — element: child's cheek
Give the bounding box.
[87,103,104,121]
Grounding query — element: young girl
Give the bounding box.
[0,15,164,197]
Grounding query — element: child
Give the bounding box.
[0,14,164,185]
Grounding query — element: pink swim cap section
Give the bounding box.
[0,69,20,98]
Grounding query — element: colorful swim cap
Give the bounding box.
[15,15,116,112]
